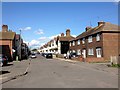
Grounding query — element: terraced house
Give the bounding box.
[70,21,120,62]
[40,29,75,54]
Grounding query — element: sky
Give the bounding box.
[2,2,118,49]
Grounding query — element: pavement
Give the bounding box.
[55,57,118,76]
[1,59,31,84]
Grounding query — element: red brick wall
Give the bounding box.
[102,33,119,61]
[0,40,13,60]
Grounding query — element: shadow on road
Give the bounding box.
[0,71,10,75]
[5,64,13,67]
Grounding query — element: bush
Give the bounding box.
[111,64,120,68]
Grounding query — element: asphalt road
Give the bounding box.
[2,55,118,88]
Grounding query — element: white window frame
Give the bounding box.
[72,50,75,53]
[88,36,92,43]
[77,40,80,45]
[70,42,71,46]
[96,48,102,57]
[82,38,85,44]
[73,41,75,46]
[77,49,81,55]
[96,34,100,41]
[88,48,94,55]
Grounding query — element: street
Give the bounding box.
[1,55,118,88]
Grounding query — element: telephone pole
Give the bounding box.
[19,29,22,61]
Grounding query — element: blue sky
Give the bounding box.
[2,2,118,48]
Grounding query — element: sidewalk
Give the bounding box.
[54,57,118,75]
[54,57,78,63]
[1,59,31,84]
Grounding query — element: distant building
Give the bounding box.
[70,21,120,62]
[40,29,75,54]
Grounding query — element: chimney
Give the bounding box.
[2,25,8,32]
[61,33,64,37]
[85,26,92,31]
[66,29,70,37]
[98,21,105,26]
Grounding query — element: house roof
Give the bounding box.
[75,22,120,40]
[57,36,75,41]
[0,31,16,40]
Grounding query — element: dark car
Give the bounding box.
[0,54,8,67]
[46,53,53,59]
[41,53,46,57]
[69,52,77,59]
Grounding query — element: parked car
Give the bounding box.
[0,54,8,67]
[30,53,37,59]
[46,53,53,59]
[69,52,77,59]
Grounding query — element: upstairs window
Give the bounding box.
[88,48,94,55]
[82,38,85,44]
[73,41,75,46]
[96,34,100,41]
[77,40,80,45]
[88,36,92,43]
[70,42,71,46]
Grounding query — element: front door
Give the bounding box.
[96,48,102,58]
[82,49,86,58]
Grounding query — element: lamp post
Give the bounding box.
[19,29,22,61]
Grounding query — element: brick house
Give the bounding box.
[0,25,16,61]
[70,21,120,62]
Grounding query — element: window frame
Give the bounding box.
[96,34,100,41]
[82,38,85,44]
[77,39,80,45]
[88,48,94,55]
[88,36,93,43]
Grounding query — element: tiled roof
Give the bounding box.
[0,31,16,40]
[75,22,120,40]
[58,36,75,41]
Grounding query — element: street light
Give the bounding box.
[19,29,21,61]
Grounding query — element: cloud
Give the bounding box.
[39,37,48,40]
[72,35,77,37]
[35,29,44,35]
[29,40,40,47]
[19,27,31,31]
[27,34,76,49]
[48,34,60,39]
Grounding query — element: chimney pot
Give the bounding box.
[61,33,64,37]
[85,26,92,31]
[2,25,8,32]
[98,21,105,26]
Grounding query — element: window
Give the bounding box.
[73,41,75,46]
[72,50,75,53]
[88,36,92,43]
[77,40,80,45]
[70,42,71,46]
[88,48,94,55]
[77,49,81,55]
[82,38,85,44]
[96,48,102,57]
[96,34,100,41]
